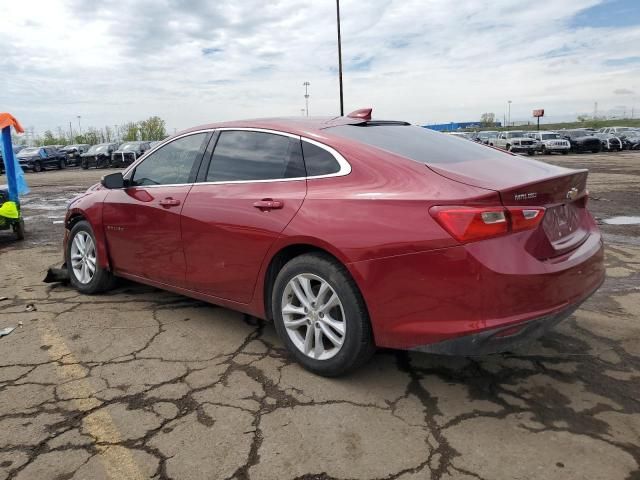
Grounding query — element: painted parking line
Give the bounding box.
[39,324,146,480]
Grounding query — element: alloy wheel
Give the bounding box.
[70,231,97,284]
[281,273,346,360]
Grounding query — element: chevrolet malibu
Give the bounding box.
[63,110,605,376]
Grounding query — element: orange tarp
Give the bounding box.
[0,113,24,134]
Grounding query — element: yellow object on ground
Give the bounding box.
[0,201,19,219]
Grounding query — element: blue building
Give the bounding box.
[422,121,502,132]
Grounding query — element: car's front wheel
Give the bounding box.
[272,253,375,376]
[33,161,42,173]
[66,221,116,294]
[58,158,66,169]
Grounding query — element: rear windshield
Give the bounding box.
[328,124,506,164]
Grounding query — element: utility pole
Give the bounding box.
[507,100,512,129]
[303,81,310,116]
[336,0,344,116]
[77,115,82,136]
[69,121,73,142]
[114,125,119,143]
[594,101,598,120]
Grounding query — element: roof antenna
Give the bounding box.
[347,108,372,120]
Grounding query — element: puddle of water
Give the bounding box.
[603,216,640,225]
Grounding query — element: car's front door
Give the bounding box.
[181,129,307,303]
[102,131,211,286]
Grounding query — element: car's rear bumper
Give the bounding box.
[349,228,605,352]
[410,290,596,355]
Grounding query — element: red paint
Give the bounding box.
[63,117,605,352]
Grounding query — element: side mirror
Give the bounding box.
[101,172,125,189]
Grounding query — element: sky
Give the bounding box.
[1,0,640,135]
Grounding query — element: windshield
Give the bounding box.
[479,132,496,138]
[540,133,560,140]
[17,147,40,157]
[119,143,139,151]
[87,145,109,153]
[506,132,525,138]
[329,124,518,165]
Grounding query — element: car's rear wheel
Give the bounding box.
[66,220,116,294]
[58,158,66,169]
[81,159,88,169]
[272,253,375,376]
[33,161,42,173]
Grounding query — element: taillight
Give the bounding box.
[430,206,545,243]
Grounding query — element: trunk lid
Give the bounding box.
[427,156,591,259]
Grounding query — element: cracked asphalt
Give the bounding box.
[1,151,639,480]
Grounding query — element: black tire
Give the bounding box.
[33,161,42,173]
[561,151,569,155]
[66,220,117,294]
[527,150,534,156]
[58,158,67,169]
[271,253,375,376]
[81,159,88,170]
[13,219,25,241]
[592,148,600,154]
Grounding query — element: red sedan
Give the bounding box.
[63,110,604,376]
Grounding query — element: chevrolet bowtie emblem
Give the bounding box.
[566,187,579,200]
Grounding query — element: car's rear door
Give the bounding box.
[181,129,307,303]
[102,131,212,286]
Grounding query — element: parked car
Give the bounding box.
[62,112,604,376]
[148,141,162,149]
[478,131,499,146]
[16,146,67,172]
[529,132,571,155]
[446,132,471,140]
[80,143,119,169]
[60,144,91,166]
[111,141,151,167]
[560,130,601,153]
[0,147,25,174]
[494,131,537,154]
[592,132,623,152]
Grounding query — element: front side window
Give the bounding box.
[301,141,340,176]
[131,133,207,186]
[206,130,305,182]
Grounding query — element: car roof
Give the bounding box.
[180,116,399,138]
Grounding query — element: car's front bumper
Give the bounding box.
[510,145,536,153]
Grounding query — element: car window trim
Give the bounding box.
[197,127,351,185]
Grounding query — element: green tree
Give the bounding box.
[139,116,167,141]
[42,130,57,145]
[480,112,496,127]
[122,122,139,141]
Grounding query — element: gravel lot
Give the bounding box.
[1,151,639,480]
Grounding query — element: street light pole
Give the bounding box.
[507,100,512,129]
[77,115,82,136]
[303,81,310,116]
[336,0,344,116]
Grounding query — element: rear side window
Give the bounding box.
[207,131,305,182]
[131,133,208,186]
[301,141,340,176]
[329,124,513,164]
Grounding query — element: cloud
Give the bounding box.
[613,88,635,95]
[1,0,639,133]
